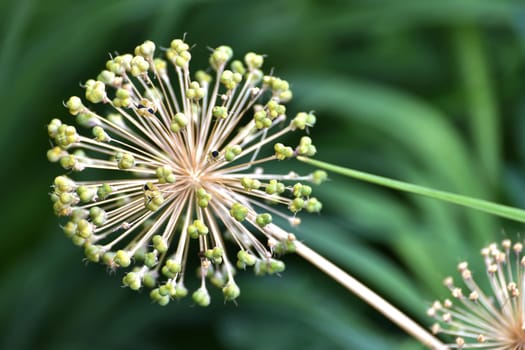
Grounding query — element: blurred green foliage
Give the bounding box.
[1,0,525,349]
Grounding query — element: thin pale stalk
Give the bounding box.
[294,240,448,350]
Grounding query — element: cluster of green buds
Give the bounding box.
[46,38,327,306]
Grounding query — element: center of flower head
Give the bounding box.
[186,164,204,185]
[46,38,327,307]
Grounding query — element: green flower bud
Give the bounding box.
[142,271,157,288]
[85,79,106,103]
[170,112,188,133]
[134,40,156,58]
[244,52,264,70]
[296,136,317,156]
[150,288,170,306]
[59,154,78,170]
[237,250,257,266]
[206,248,223,265]
[212,106,228,119]
[256,213,272,227]
[66,96,84,115]
[268,259,286,274]
[84,244,103,263]
[156,165,176,184]
[123,271,142,290]
[174,51,191,68]
[196,188,212,208]
[292,183,312,198]
[89,206,107,226]
[188,220,208,238]
[113,88,131,108]
[274,143,294,160]
[266,100,286,119]
[153,58,167,75]
[241,177,261,191]
[97,70,116,85]
[71,208,88,222]
[75,111,98,128]
[116,152,135,169]
[63,221,77,238]
[195,70,212,85]
[255,259,286,275]
[77,185,96,202]
[165,259,182,274]
[59,191,76,205]
[152,235,168,253]
[289,197,304,213]
[174,283,188,299]
[222,280,240,301]
[106,113,126,129]
[170,39,189,53]
[312,170,328,185]
[47,146,65,163]
[97,183,113,199]
[115,250,131,267]
[102,251,116,267]
[167,39,191,68]
[279,89,293,102]
[145,191,164,211]
[220,70,242,90]
[47,119,63,138]
[144,251,158,268]
[133,246,147,262]
[210,270,226,288]
[76,219,93,238]
[305,197,322,213]
[275,239,297,255]
[210,45,233,70]
[254,109,271,129]
[192,287,211,307]
[230,60,246,75]
[186,81,205,100]
[265,179,285,195]
[159,283,176,297]
[54,124,79,148]
[93,126,110,142]
[291,112,307,130]
[71,235,86,246]
[230,203,248,222]
[224,145,242,161]
[106,54,132,74]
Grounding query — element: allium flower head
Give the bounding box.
[46,38,326,306]
[428,239,525,349]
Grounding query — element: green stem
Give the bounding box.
[298,156,525,223]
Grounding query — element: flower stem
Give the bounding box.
[294,240,448,350]
[297,156,525,223]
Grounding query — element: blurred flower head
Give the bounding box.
[46,38,326,306]
[428,239,525,349]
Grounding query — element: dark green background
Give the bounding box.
[2,0,525,349]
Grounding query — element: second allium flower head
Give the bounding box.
[429,240,525,349]
[47,38,326,306]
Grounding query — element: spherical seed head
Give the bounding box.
[429,239,525,348]
[46,38,324,305]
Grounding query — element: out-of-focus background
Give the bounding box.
[1,0,525,349]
